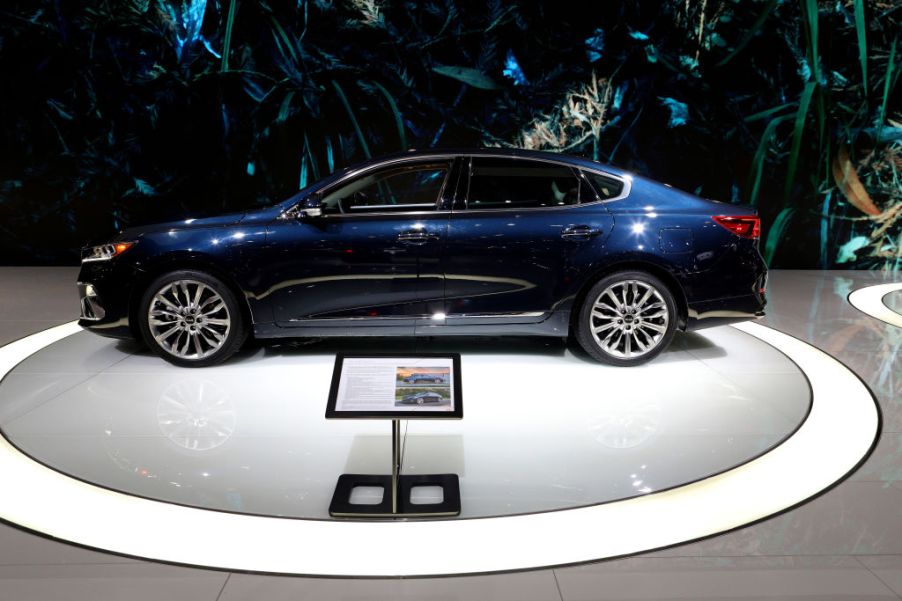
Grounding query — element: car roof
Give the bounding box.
[363,148,630,178]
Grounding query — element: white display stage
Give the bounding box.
[0,327,810,519]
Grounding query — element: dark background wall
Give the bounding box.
[0,0,899,268]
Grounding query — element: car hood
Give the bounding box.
[114,211,248,240]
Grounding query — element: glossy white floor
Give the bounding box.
[0,268,899,599]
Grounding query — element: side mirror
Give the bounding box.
[297,194,323,218]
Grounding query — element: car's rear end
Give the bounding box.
[628,177,768,330]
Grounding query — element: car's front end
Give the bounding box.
[77,241,142,339]
[76,210,258,342]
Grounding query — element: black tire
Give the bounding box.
[138,270,248,368]
[574,270,678,366]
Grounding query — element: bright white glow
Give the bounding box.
[232,232,246,240]
[631,222,646,235]
[0,321,878,577]
[184,219,196,224]
[431,312,446,320]
[848,283,902,327]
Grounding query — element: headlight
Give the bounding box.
[81,241,136,263]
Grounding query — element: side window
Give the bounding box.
[466,158,581,210]
[585,172,625,201]
[321,162,450,214]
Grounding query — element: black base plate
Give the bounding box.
[329,473,460,517]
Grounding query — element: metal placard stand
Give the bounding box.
[328,419,460,518]
[325,353,463,519]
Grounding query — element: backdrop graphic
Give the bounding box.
[0,0,898,267]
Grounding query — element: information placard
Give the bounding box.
[325,353,462,419]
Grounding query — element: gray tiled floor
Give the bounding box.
[0,267,79,335]
[555,556,900,600]
[218,570,562,601]
[0,563,228,601]
[0,268,899,600]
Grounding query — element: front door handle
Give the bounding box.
[398,231,439,245]
[561,225,600,240]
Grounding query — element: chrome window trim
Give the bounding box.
[348,203,436,210]
[323,210,452,219]
[280,153,632,219]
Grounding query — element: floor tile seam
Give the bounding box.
[634,553,902,559]
[853,555,902,600]
[0,561,138,568]
[551,568,565,601]
[213,572,232,601]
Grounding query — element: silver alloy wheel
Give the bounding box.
[147,279,231,361]
[589,279,669,359]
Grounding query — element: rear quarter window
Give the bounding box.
[584,172,625,201]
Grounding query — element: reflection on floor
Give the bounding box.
[0,268,899,600]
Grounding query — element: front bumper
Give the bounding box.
[76,262,139,340]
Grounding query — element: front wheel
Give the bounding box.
[574,271,677,366]
[138,270,248,367]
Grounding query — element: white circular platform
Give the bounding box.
[0,320,879,577]
[883,289,901,315]
[849,282,902,327]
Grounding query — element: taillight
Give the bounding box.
[712,215,760,240]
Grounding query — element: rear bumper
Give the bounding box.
[685,293,766,331]
[683,245,767,330]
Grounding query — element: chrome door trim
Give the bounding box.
[281,153,633,218]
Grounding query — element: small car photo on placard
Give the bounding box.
[394,388,450,407]
[396,367,450,387]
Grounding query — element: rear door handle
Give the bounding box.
[561,225,600,239]
[398,231,439,245]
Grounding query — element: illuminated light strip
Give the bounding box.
[0,321,878,577]
[848,282,902,328]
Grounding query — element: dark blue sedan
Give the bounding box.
[77,149,766,367]
[404,373,447,384]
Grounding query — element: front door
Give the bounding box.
[261,159,457,328]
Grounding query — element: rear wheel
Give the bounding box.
[575,271,677,366]
[138,270,248,367]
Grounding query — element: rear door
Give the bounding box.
[437,156,614,325]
